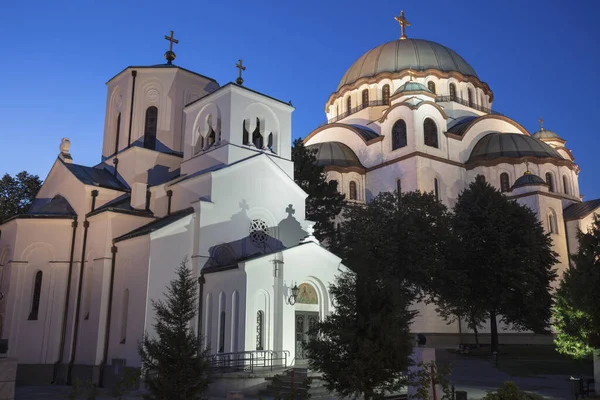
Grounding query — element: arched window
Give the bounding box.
[207,126,216,148]
[218,311,226,353]
[423,118,438,148]
[434,178,439,200]
[396,179,402,194]
[252,118,263,148]
[427,81,436,94]
[349,181,357,200]
[468,89,474,107]
[391,120,407,150]
[449,83,457,101]
[114,113,121,155]
[195,133,204,154]
[545,173,555,192]
[268,133,274,151]
[362,89,369,108]
[346,96,352,113]
[28,271,43,320]
[500,173,510,193]
[382,85,390,105]
[120,288,129,343]
[563,175,570,195]
[547,211,558,234]
[256,311,264,350]
[330,179,340,192]
[242,121,249,145]
[143,106,158,150]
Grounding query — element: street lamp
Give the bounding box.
[288,284,299,305]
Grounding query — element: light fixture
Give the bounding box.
[288,284,299,305]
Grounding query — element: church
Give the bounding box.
[0,12,599,388]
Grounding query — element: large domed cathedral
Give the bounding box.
[304,11,596,341]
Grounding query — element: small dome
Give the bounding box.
[532,128,563,141]
[306,141,363,168]
[393,81,432,96]
[468,133,562,163]
[338,38,478,90]
[512,173,547,190]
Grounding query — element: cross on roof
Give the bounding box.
[235,59,246,85]
[164,30,179,64]
[394,10,411,40]
[538,117,544,131]
[286,204,295,216]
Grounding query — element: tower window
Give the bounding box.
[349,181,357,200]
[434,178,439,200]
[28,271,43,321]
[143,106,158,150]
[346,96,352,113]
[256,311,264,350]
[423,118,438,148]
[114,113,121,155]
[500,173,510,193]
[563,175,570,195]
[243,121,249,145]
[427,81,436,94]
[545,172,554,192]
[547,211,558,234]
[362,89,369,108]
[391,119,407,150]
[219,311,226,353]
[449,83,457,101]
[396,179,402,194]
[468,88,474,107]
[252,118,263,148]
[268,133,274,151]
[382,85,390,105]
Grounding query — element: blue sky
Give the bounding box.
[1,0,599,198]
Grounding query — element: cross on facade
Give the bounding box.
[235,59,246,85]
[286,204,295,216]
[394,10,411,40]
[164,30,179,64]
[539,117,544,130]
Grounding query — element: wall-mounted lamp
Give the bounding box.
[287,284,299,305]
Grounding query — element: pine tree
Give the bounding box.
[0,171,42,222]
[292,138,346,243]
[138,259,211,400]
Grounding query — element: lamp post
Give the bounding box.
[288,284,299,305]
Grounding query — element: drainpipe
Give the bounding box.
[127,70,137,146]
[197,273,205,355]
[66,189,98,384]
[52,218,78,384]
[98,245,118,387]
[167,190,173,216]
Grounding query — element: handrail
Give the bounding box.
[209,349,289,373]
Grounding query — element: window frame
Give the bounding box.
[500,173,510,193]
[423,118,439,148]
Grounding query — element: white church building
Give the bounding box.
[1,14,599,387]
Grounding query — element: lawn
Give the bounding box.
[448,344,593,378]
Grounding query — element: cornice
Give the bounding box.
[378,101,449,123]
[303,123,383,146]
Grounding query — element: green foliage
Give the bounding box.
[138,258,211,400]
[0,171,42,223]
[292,138,346,243]
[111,367,138,399]
[481,381,544,400]
[553,215,600,358]
[307,191,450,399]
[68,378,98,400]
[432,176,558,352]
[409,361,452,400]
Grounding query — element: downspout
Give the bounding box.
[127,70,137,146]
[98,245,118,388]
[167,190,173,216]
[564,218,573,268]
[197,273,205,355]
[66,189,98,384]
[52,218,78,384]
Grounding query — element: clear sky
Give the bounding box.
[1,0,599,198]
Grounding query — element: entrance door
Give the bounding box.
[295,312,319,360]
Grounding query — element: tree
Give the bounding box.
[292,138,346,243]
[553,215,600,392]
[306,190,451,398]
[0,171,42,223]
[433,176,558,353]
[138,259,211,400]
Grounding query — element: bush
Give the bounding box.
[482,381,544,400]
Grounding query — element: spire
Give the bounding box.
[394,10,411,40]
[164,30,179,65]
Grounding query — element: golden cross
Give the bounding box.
[394,10,411,40]
[235,59,246,85]
[407,69,416,81]
[538,117,544,130]
[164,30,179,52]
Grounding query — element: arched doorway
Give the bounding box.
[294,283,319,361]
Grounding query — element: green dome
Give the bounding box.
[532,128,563,141]
[468,133,562,163]
[512,173,547,190]
[393,81,431,96]
[306,141,364,168]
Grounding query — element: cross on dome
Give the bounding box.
[164,30,179,65]
[394,10,411,40]
[538,117,544,131]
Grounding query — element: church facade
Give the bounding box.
[1,13,599,387]
[0,38,342,385]
[303,13,599,337]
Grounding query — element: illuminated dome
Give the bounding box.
[468,133,562,163]
[337,38,477,90]
[306,141,363,168]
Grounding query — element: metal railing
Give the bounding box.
[209,350,289,373]
[435,95,502,115]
